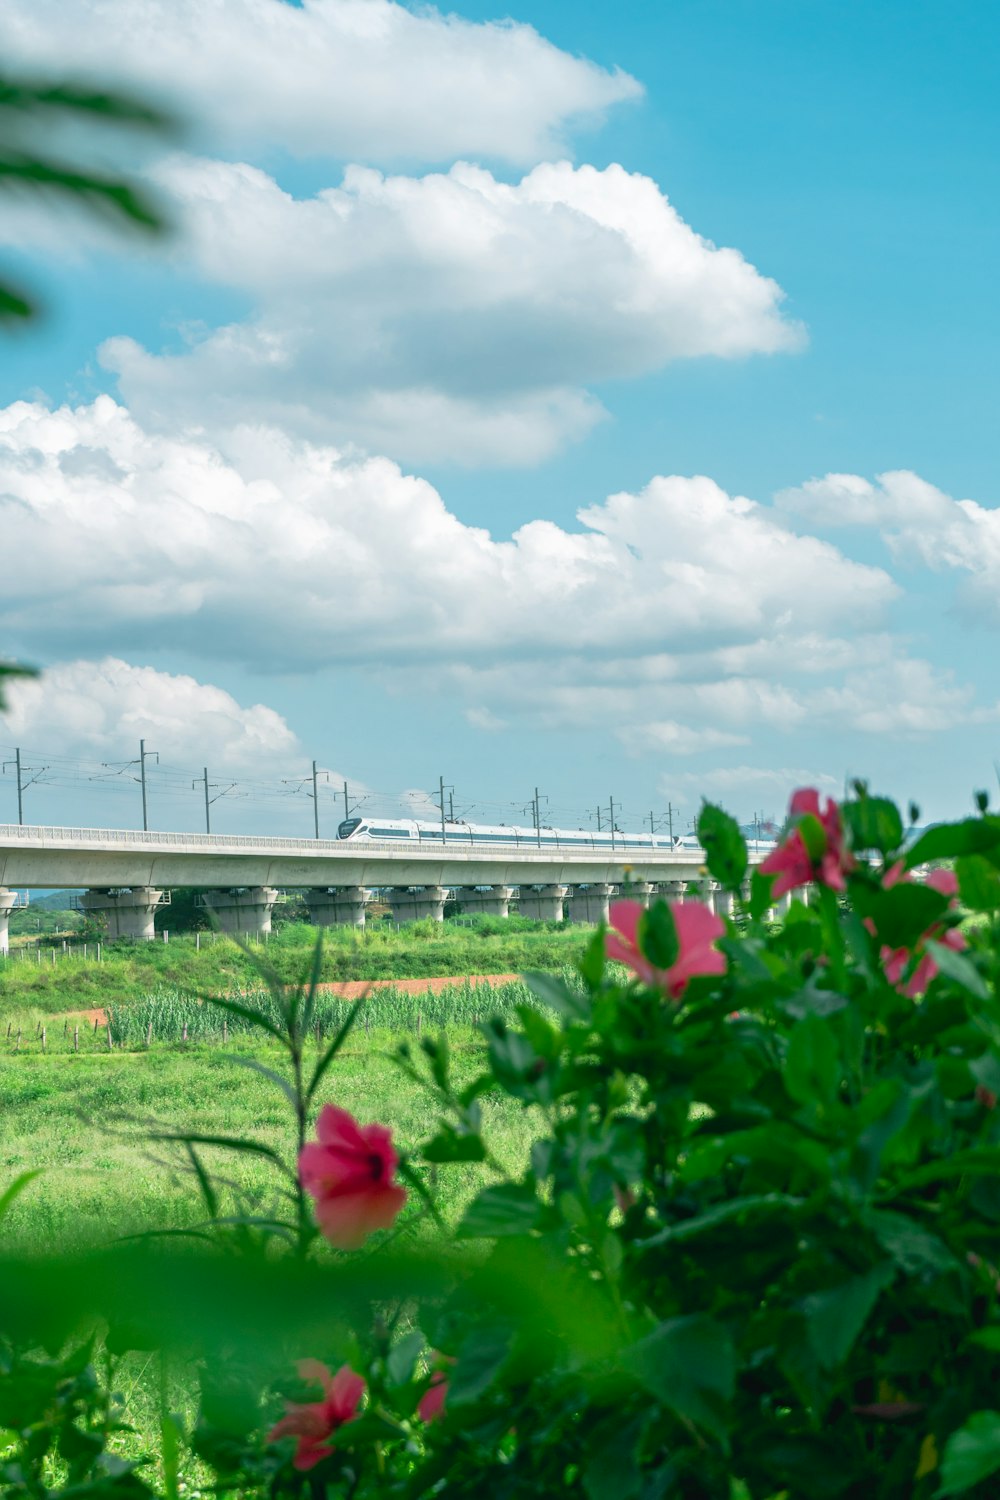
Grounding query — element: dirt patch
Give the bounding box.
[313,973,521,999]
[63,1007,109,1027]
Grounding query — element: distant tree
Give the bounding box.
[0,71,176,702]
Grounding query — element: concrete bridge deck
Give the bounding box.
[0,822,717,890]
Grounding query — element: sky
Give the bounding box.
[0,0,998,839]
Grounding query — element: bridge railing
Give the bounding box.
[0,823,715,862]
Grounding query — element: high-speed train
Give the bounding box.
[337,815,699,852]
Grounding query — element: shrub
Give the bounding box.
[4,785,1000,1499]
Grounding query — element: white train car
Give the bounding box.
[338,816,686,852]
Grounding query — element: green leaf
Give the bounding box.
[525,970,591,1022]
[784,1014,840,1106]
[697,802,748,890]
[925,940,990,1000]
[184,1144,219,1222]
[852,882,950,950]
[638,899,679,970]
[797,812,827,862]
[938,1410,1000,1496]
[386,1329,425,1387]
[957,854,1000,911]
[748,869,775,921]
[578,926,607,989]
[422,1125,486,1163]
[457,1183,541,1238]
[621,1314,735,1442]
[906,816,1000,868]
[0,1168,42,1222]
[800,1262,894,1369]
[638,1193,804,1249]
[864,1210,961,1275]
[842,795,904,856]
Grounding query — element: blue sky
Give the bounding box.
[0,0,998,837]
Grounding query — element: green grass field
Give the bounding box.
[0,915,585,1013]
[0,1027,535,1254]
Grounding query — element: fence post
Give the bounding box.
[15,1028,21,1053]
[146,1020,153,1048]
[222,1017,228,1045]
[106,1023,113,1051]
[182,1022,188,1043]
[41,1027,46,1054]
[196,932,200,951]
[73,1026,79,1053]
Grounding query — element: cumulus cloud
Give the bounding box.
[618,722,750,755]
[0,399,891,673]
[1,656,300,770]
[1,0,641,167]
[103,157,804,464]
[662,765,841,815]
[776,469,1000,628]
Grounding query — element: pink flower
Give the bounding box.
[604,899,726,1001]
[299,1104,407,1249]
[267,1360,365,1471]
[759,788,854,899]
[417,1369,450,1424]
[878,866,967,998]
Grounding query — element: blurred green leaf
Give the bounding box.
[638,899,678,970]
[842,795,903,855]
[938,1410,1000,1495]
[925,940,989,999]
[697,802,748,890]
[957,854,1000,911]
[852,882,949,949]
[905,817,1000,868]
[784,1014,839,1106]
[458,1184,541,1238]
[800,1263,894,1369]
[621,1314,735,1442]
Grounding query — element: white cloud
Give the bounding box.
[1,656,300,770]
[1,0,641,167]
[0,399,891,673]
[662,765,841,818]
[465,707,508,733]
[618,721,750,755]
[103,156,804,465]
[776,469,1000,628]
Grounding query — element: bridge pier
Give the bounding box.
[564,883,613,925]
[712,885,735,919]
[306,886,370,928]
[80,887,165,941]
[201,887,279,937]
[618,879,655,908]
[387,886,447,924]
[455,886,513,918]
[0,888,16,954]
[517,884,567,921]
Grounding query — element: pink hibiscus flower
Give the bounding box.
[267,1360,365,1471]
[759,788,854,899]
[878,865,967,998]
[300,1104,407,1249]
[604,899,726,1001]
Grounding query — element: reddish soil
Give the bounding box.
[63,1007,110,1027]
[314,973,521,999]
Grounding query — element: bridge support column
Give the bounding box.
[0,889,16,954]
[517,884,568,921]
[619,879,654,908]
[201,887,279,937]
[81,887,164,941]
[455,886,513,918]
[712,885,735,919]
[565,883,613,925]
[306,887,370,928]
[388,887,447,924]
[654,880,685,906]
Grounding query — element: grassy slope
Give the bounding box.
[0,918,585,1013]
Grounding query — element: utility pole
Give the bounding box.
[438,775,454,844]
[139,739,158,832]
[448,789,455,822]
[608,795,617,852]
[2,748,24,825]
[525,787,548,848]
[595,806,603,832]
[193,768,238,835]
[667,802,674,841]
[310,760,330,839]
[343,781,350,820]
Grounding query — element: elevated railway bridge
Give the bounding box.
[0,823,776,948]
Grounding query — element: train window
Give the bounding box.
[337,819,362,838]
[369,826,410,838]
